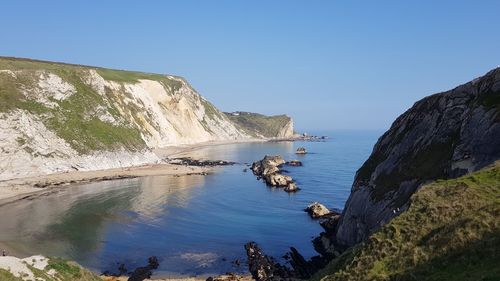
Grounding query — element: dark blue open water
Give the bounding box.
[0,130,380,277]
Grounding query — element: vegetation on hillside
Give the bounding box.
[0,257,101,281]
[313,162,500,281]
[0,57,208,154]
[225,111,291,138]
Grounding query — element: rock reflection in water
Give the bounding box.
[130,175,206,219]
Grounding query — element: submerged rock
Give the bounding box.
[285,160,303,166]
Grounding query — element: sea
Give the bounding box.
[0,130,381,278]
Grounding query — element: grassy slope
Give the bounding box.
[224,112,291,138]
[0,57,188,153]
[0,258,100,281]
[313,162,500,281]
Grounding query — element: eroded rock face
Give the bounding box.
[334,67,500,249]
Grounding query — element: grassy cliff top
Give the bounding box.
[224,111,291,138]
[313,161,500,281]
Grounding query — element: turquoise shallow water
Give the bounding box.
[0,130,380,277]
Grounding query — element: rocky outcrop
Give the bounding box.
[251,155,299,192]
[305,202,331,218]
[244,242,326,281]
[244,242,293,281]
[334,67,500,249]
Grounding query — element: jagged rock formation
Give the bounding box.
[0,57,293,180]
[334,67,500,249]
[225,111,294,138]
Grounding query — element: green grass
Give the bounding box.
[0,269,23,281]
[0,56,151,153]
[224,111,291,138]
[312,162,500,281]
[31,257,101,281]
[0,258,101,281]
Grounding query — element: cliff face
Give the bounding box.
[224,111,294,138]
[335,68,500,249]
[0,57,291,180]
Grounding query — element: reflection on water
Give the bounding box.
[0,131,380,277]
[0,175,206,269]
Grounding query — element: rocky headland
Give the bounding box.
[0,56,295,183]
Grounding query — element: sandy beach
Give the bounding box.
[0,139,271,207]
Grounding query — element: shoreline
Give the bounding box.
[0,138,274,207]
[0,137,302,277]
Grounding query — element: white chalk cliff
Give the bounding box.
[0,57,294,180]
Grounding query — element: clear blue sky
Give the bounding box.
[1,1,499,131]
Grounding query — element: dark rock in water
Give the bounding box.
[127,256,159,281]
[244,242,292,281]
[295,147,307,154]
[244,242,327,280]
[288,247,315,279]
[335,67,500,250]
[311,211,341,259]
[285,160,303,166]
[168,157,236,167]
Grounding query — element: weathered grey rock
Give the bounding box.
[305,202,331,218]
[251,155,285,177]
[334,67,500,249]
[265,173,293,187]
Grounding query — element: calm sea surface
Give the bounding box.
[0,130,380,277]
